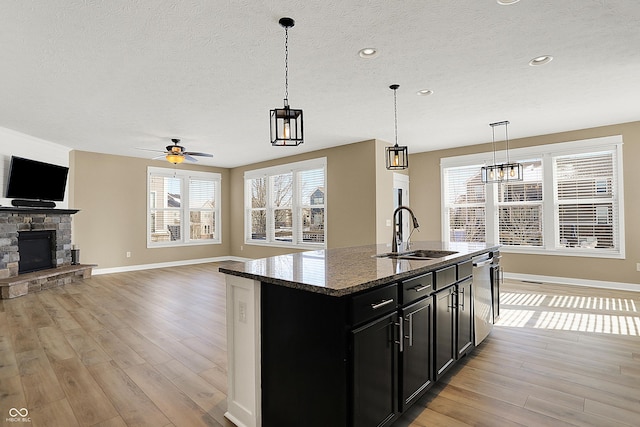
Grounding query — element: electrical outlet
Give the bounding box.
[637,262,640,272]
[126,251,131,258]
[238,301,247,323]
[240,245,243,251]
[386,219,392,227]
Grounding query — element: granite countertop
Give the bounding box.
[219,241,500,297]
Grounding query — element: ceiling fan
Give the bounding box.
[142,138,213,164]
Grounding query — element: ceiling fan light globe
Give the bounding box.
[166,153,185,164]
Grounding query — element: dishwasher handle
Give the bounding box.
[473,259,492,268]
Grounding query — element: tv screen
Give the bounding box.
[5,156,69,202]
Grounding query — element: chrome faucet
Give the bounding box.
[392,205,420,253]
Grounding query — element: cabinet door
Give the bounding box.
[352,312,398,427]
[400,296,434,410]
[434,286,456,380]
[456,279,474,358]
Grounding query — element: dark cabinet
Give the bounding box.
[434,285,456,379]
[456,278,473,359]
[434,266,474,380]
[352,312,398,427]
[400,296,434,409]
[352,274,435,426]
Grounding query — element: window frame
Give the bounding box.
[147,166,222,248]
[244,157,327,250]
[441,135,624,259]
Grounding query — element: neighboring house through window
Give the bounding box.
[147,167,221,247]
[245,158,326,249]
[441,136,624,258]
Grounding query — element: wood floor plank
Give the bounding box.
[36,326,76,362]
[584,398,640,426]
[91,416,129,427]
[30,398,80,427]
[90,328,146,369]
[0,331,20,380]
[51,357,119,425]
[0,375,27,412]
[524,395,629,427]
[124,362,222,427]
[88,360,173,427]
[64,328,112,366]
[15,348,66,408]
[160,359,227,412]
[110,326,174,366]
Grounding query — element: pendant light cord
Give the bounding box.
[284,26,289,103]
[505,121,510,164]
[492,124,497,167]
[393,87,398,147]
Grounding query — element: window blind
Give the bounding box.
[555,152,617,250]
[497,160,543,247]
[443,165,486,242]
[147,167,221,246]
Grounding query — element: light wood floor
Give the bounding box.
[1,263,638,426]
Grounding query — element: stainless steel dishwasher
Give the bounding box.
[472,253,494,345]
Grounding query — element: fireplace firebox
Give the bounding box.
[18,230,55,274]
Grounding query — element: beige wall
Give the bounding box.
[228,139,381,259]
[409,121,640,285]
[69,151,231,269]
[67,121,640,286]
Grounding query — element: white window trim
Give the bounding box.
[147,166,222,248]
[440,135,625,259]
[244,157,327,250]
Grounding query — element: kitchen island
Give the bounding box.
[219,241,500,427]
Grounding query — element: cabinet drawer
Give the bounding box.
[457,260,473,280]
[401,272,433,305]
[351,284,398,325]
[434,265,456,290]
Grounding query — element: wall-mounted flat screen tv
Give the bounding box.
[5,156,69,201]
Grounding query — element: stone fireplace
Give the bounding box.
[0,207,94,299]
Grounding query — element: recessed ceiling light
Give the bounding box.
[529,55,553,66]
[497,0,521,5]
[358,48,378,58]
[417,89,433,96]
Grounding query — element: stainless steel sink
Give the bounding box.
[375,249,458,260]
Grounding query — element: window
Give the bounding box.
[147,167,221,247]
[555,151,618,250]
[245,158,326,248]
[443,165,486,243]
[497,159,543,247]
[441,136,624,258]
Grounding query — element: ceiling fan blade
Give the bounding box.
[184,152,213,157]
[184,154,198,162]
[152,154,167,160]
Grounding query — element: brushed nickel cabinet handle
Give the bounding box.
[371,299,394,310]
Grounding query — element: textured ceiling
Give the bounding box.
[1,1,639,168]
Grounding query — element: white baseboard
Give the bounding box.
[92,256,250,276]
[504,272,639,293]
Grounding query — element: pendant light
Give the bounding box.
[481,120,523,183]
[385,84,409,170]
[270,17,304,146]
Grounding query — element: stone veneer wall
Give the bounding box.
[0,209,74,279]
